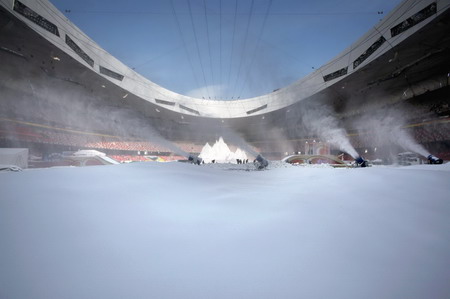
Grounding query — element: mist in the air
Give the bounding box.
[352,107,431,159]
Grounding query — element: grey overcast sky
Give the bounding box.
[50,0,402,100]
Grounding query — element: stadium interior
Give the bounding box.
[0,0,449,168]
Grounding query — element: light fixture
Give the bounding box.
[123,93,128,99]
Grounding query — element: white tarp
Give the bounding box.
[70,150,119,166]
[72,150,106,157]
[0,148,28,169]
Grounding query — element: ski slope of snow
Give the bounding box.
[1,162,450,299]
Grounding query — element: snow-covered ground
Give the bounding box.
[1,162,450,299]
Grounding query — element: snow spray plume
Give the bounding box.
[219,128,269,168]
[220,129,259,158]
[105,108,190,158]
[60,97,190,158]
[294,102,359,158]
[67,98,189,157]
[4,72,190,158]
[352,107,430,159]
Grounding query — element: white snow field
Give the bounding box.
[1,162,450,299]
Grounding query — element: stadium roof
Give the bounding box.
[1,0,449,142]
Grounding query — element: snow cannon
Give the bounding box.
[427,154,443,164]
[254,154,269,170]
[188,154,202,165]
[354,156,369,167]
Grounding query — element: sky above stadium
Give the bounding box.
[50,0,402,100]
